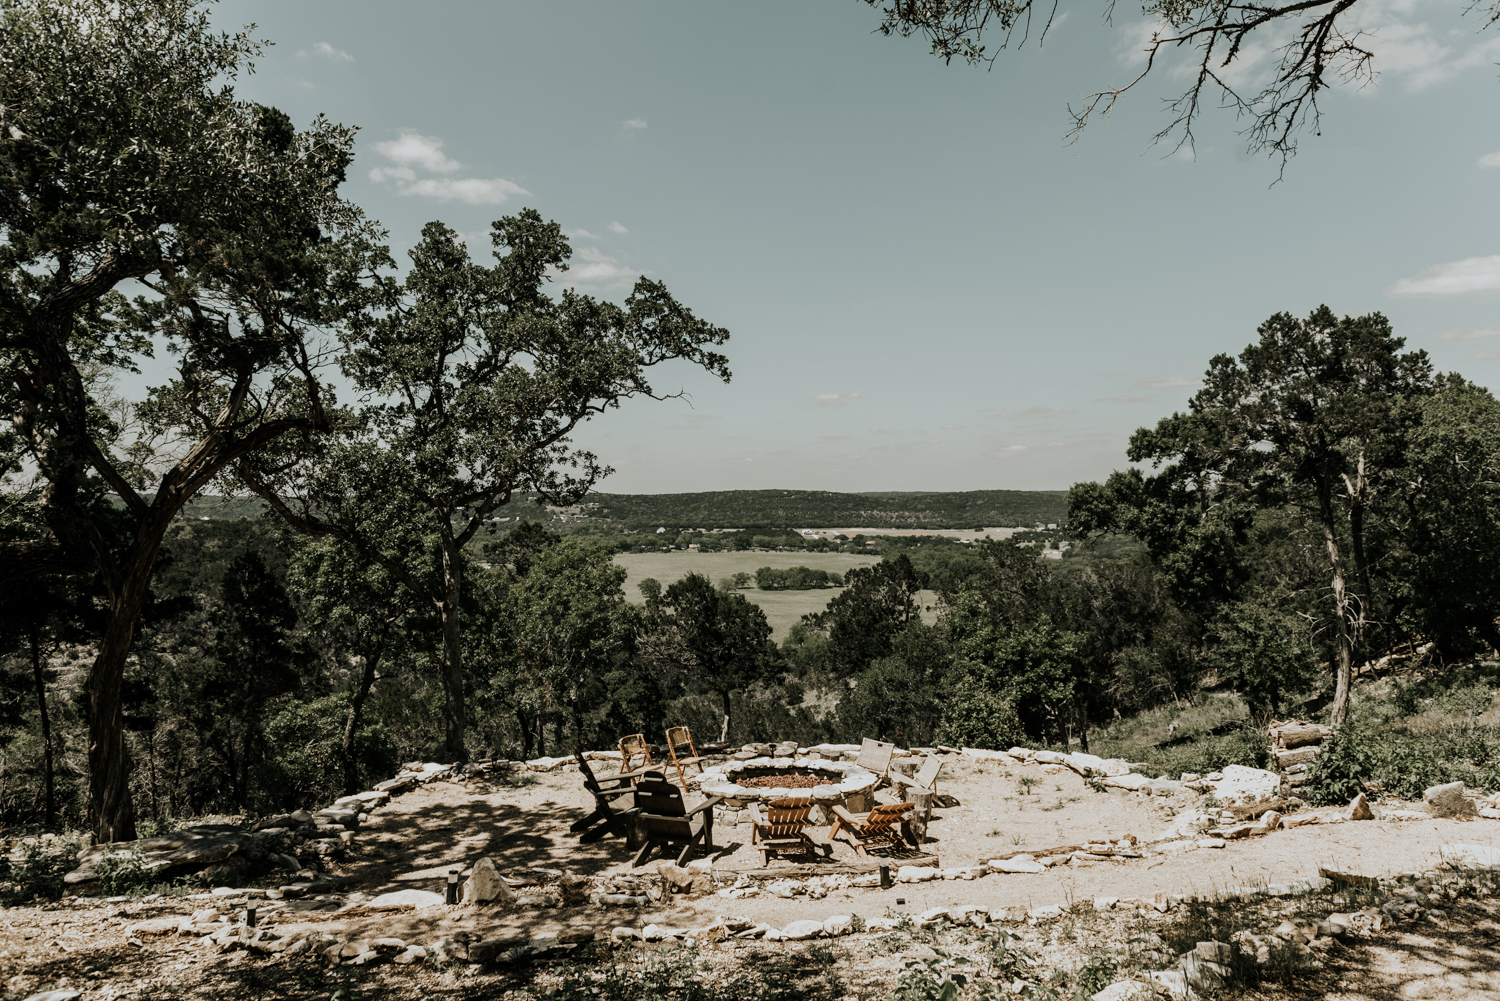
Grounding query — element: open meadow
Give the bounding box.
[614,550,939,638]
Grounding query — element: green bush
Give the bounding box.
[94,849,155,896]
[1304,729,1470,805]
[0,833,86,904]
[938,677,1024,751]
[258,694,398,811]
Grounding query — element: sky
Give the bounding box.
[203,0,1500,493]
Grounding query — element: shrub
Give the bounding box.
[938,677,1024,751]
[0,833,86,904]
[258,694,398,811]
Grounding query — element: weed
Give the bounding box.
[986,829,1005,837]
[0,833,86,904]
[1041,797,1080,812]
[1084,776,1107,794]
[94,849,155,896]
[1017,776,1039,796]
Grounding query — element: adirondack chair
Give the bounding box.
[890,756,943,844]
[857,737,896,789]
[664,725,709,788]
[631,770,724,867]
[827,801,915,857]
[748,797,833,867]
[618,733,653,777]
[569,750,642,849]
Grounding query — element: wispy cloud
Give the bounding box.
[813,392,863,408]
[1020,405,1066,416]
[569,228,601,240]
[941,423,966,430]
[369,131,528,205]
[1479,151,1500,168]
[1388,255,1500,296]
[1103,395,1149,403]
[1437,328,1500,342]
[622,118,648,129]
[1137,375,1202,389]
[553,246,638,289]
[299,41,353,62]
[607,221,629,235]
[1473,350,1500,360]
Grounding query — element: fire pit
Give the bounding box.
[693,756,879,826]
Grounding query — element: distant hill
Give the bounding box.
[176,488,1070,531]
[528,489,1069,530]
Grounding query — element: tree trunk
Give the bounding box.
[515,708,533,760]
[342,638,385,796]
[1316,481,1357,730]
[720,689,732,744]
[438,534,468,762]
[29,628,55,828]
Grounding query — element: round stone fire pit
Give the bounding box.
[694,756,879,826]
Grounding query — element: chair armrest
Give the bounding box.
[830,805,861,826]
[684,796,724,818]
[747,802,766,825]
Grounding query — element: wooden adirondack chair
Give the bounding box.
[827,801,915,857]
[569,750,642,849]
[857,737,896,789]
[618,733,653,777]
[891,756,944,844]
[748,798,833,867]
[630,770,724,867]
[664,726,708,788]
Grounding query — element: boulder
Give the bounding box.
[1063,752,1106,776]
[1033,750,1064,764]
[1348,792,1375,821]
[990,856,1045,874]
[1104,773,1150,791]
[463,857,517,905]
[658,862,695,893]
[1028,904,1064,920]
[780,919,825,940]
[897,865,938,882]
[1210,765,1281,808]
[1179,953,1231,992]
[1424,781,1477,818]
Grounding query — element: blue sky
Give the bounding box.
[209,0,1500,492]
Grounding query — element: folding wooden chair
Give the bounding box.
[827,801,915,857]
[857,737,896,789]
[664,725,708,788]
[748,797,832,867]
[630,770,723,867]
[618,733,653,777]
[569,750,641,849]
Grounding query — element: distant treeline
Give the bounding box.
[503,488,1069,530]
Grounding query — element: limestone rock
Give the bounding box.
[781,919,825,940]
[918,907,950,927]
[990,856,1045,874]
[463,857,517,905]
[897,865,938,882]
[394,945,427,964]
[1028,904,1064,920]
[1210,765,1281,808]
[1091,982,1155,1001]
[1348,793,1375,821]
[1424,781,1477,818]
[1441,843,1500,871]
[658,862,695,893]
[823,914,854,936]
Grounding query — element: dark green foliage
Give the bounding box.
[0,833,87,904]
[808,554,928,679]
[937,677,1024,751]
[1210,601,1317,717]
[755,565,843,589]
[1303,728,1472,805]
[259,695,398,811]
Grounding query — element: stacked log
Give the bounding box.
[1268,720,1333,795]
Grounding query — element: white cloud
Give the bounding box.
[368,166,415,183]
[607,221,629,235]
[1478,151,1500,168]
[1387,255,1500,296]
[941,423,965,429]
[375,132,461,173]
[813,392,863,407]
[552,246,637,288]
[401,177,528,204]
[622,118,648,129]
[298,42,354,62]
[1004,444,1028,451]
[569,228,601,240]
[1472,350,1500,360]
[1137,375,1202,389]
[1437,328,1500,341]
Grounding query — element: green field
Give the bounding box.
[614,551,939,639]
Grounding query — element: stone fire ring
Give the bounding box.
[694,756,879,804]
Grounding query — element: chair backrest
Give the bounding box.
[618,733,652,772]
[574,750,603,792]
[912,756,942,790]
[862,802,913,833]
[634,771,688,817]
[858,737,895,775]
[757,798,814,837]
[665,726,698,759]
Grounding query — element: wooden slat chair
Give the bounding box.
[630,770,724,868]
[618,733,653,777]
[569,750,642,849]
[890,756,944,844]
[664,725,709,789]
[827,801,915,857]
[857,737,897,789]
[748,797,833,867]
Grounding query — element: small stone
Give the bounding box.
[1028,904,1064,921]
[371,937,406,951]
[918,907,950,927]
[1093,897,1118,911]
[1179,954,1231,991]
[611,926,641,942]
[462,857,517,905]
[823,914,854,937]
[1091,982,1155,1001]
[368,889,445,908]
[1195,838,1226,849]
[1424,781,1477,818]
[22,992,83,1001]
[341,940,371,958]
[394,944,427,964]
[1348,792,1375,820]
[781,919,825,940]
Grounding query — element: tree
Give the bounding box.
[863,0,1492,165]
[806,554,929,677]
[0,0,378,840]
[245,216,730,761]
[1127,306,1434,727]
[657,573,776,741]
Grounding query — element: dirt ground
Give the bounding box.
[4,756,1500,1000]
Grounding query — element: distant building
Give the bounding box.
[687,543,700,551]
[656,527,667,534]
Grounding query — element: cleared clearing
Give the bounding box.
[613,550,939,638]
